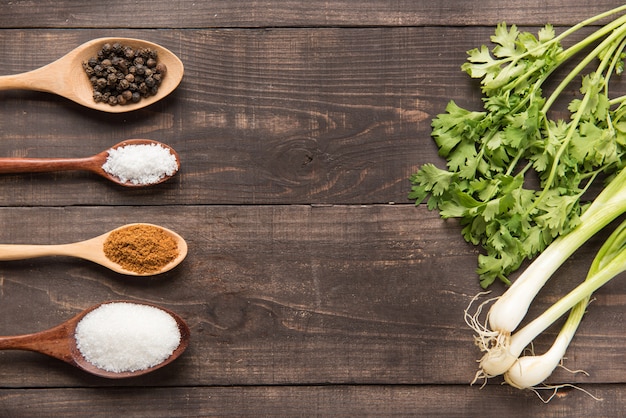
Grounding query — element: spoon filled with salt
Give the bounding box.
[0,300,190,378]
[0,223,188,276]
[0,139,180,186]
[0,37,184,113]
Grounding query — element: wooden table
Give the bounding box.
[1,1,626,416]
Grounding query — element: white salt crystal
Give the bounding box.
[102,143,178,185]
[75,302,182,373]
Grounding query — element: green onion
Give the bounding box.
[426,5,626,391]
[502,217,626,390]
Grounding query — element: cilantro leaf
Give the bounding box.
[409,20,626,288]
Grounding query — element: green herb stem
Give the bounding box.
[543,22,626,114]
[523,26,626,218]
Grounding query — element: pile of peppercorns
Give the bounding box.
[82,42,167,106]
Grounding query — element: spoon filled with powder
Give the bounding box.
[0,139,180,186]
[0,300,190,378]
[0,223,188,276]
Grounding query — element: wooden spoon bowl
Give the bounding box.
[0,37,184,113]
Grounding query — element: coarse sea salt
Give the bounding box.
[74,302,182,373]
[102,143,178,185]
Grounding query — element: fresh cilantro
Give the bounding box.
[411,20,626,288]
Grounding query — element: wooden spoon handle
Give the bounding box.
[0,157,97,174]
[0,322,74,363]
[0,66,59,93]
[0,243,76,260]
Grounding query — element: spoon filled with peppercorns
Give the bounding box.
[0,139,180,187]
[0,223,188,276]
[0,37,183,112]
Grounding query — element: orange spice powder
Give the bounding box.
[103,224,179,274]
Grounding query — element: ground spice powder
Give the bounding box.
[103,224,179,274]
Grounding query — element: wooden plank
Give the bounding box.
[0,205,622,389]
[0,204,477,387]
[0,0,624,28]
[1,27,622,206]
[0,384,620,417]
[4,1,626,413]
[0,27,448,206]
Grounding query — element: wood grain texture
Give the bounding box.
[0,205,621,390]
[1,27,623,206]
[3,1,626,415]
[0,385,623,417]
[0,1,624,28]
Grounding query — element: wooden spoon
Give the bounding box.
[0,139,180,187]
[0,37,184,113]
[0,300,190,379]
[0,223,188,276]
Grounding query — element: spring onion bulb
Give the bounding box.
[503,218,626,389]
[503,296,589,389]
[475,216,626,386]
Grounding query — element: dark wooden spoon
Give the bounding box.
[0,139,180,186]
[0,300,190,378]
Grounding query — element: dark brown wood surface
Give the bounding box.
[1,1,626,416]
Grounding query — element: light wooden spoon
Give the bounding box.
[0,300,190,379]
[0,139,180,187]
[0,37,184,113]
[0,223,188,276]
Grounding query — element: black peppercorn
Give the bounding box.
[83,42,167,106]
[83,65,95,76]
[107,73,117,85]
[124,47,135,59]
[118,79,130,90]
[155,63,167,75]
